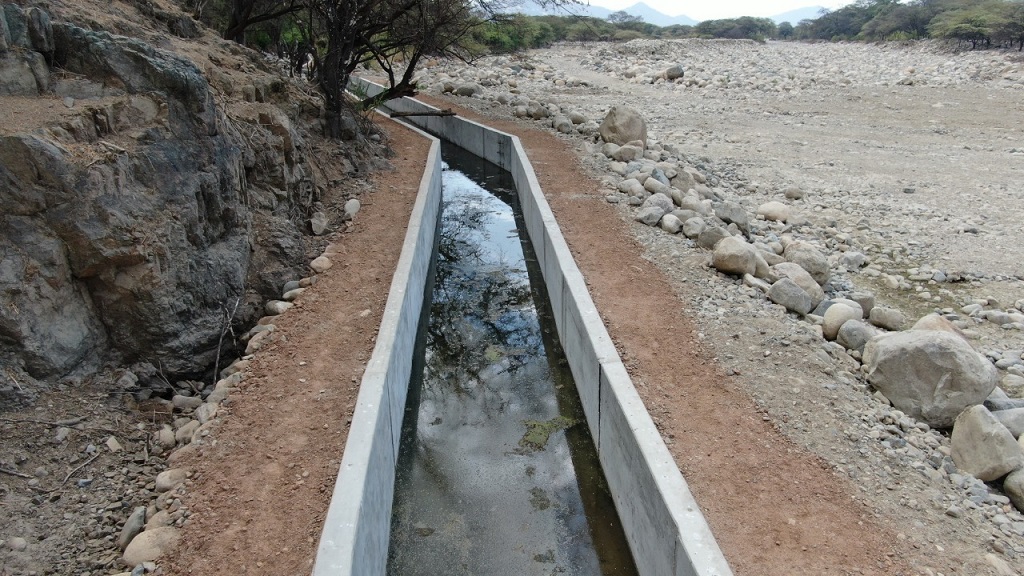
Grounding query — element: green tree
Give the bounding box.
[777,21,794,39]
[607,10,642,24]
[928,2,1001,47]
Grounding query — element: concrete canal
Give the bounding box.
[386,144,639,576]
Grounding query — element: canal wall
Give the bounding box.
[313,117,442,576]
[314,78,733,576]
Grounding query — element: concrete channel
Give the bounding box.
[312,79,733,576]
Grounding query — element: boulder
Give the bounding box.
[768,278,813,315]
[950,405,1024,481]
[1004,468,1024,512]
[823,304,862,341]
[863,331,999,428]
[756,201,791,222]
[659,214,682,234]
[599,106,647,146]
[155,468,187,492]
[712,237,758,277]
[634,206,665,227]
[552,115,573,133]
[682,217,705,239]
[664,64,684,81]
[454,83,480,96]
[641,192,673,215]
[869,306,906,331]
[836,320,878,353]
[696,226,729,250]
[122,527,180,566]
[783,241,830,285]
[849,291,876,315]
[116,506,147,550]
[612,144,643,162]
[770,262,823,308]
[840,251,867,269]
[912,313,966,337]
[993,408,1024,439]
[714,201,749,233]
[310,211,328,235]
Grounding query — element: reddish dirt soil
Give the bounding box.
[168,100,914,576]
[165,118,430,576]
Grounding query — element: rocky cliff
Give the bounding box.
[0,1,358,404]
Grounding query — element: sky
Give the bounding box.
[584,0,852,21]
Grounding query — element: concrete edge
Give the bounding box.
[351,77,733,576]
[311,113,442,576]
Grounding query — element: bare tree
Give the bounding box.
[224,0,304,43]
[303,0,577,138]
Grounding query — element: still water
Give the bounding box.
[386,144,638,576]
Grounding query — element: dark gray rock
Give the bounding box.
[0,8,10,53]
[26,7,52,56]
[167,15,201,39]
[3,4,28,49]
[837,320,878,353]
[696,226,729,250]
[1,18,317,385]
[714,201,749,233]
[117,506,147,550]
[768,278,813,315]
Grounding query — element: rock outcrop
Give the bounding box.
[0,6,338,400]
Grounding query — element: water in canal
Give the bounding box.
[387,144,638,576]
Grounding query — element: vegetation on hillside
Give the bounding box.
[793,0,1024,48]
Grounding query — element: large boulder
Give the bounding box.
[823,303,862,341]
[783,241,830,285]
[863,331,999,428]
[768,278,813,315]
[869,306,906,331]
[770,262,823,308]
[712,236,758,277]
[836,320,878,353]
[714,201,749,233]
[993,408,1024,439]
[1004,469,1024,512]
[122,526,180,566]
[598,106,647,146]
[950,405,1024,482]
[696,226,729,250]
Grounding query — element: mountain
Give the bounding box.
[770,6,827,25]
[512,1,695,26]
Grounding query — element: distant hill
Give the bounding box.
[513,0,695,26]
[770,6,827,25]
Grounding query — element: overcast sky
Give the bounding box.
[585,0,851,21]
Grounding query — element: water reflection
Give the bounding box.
[387,145,637,576]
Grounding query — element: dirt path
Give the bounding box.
[165,118,430,575]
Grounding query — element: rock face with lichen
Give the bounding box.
[0,5,338,402]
